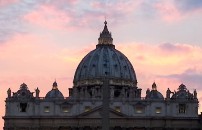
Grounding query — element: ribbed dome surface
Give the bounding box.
[73,45,137,86]
[74,21,137,86]
[73,21,137,87]
[146,90,164,100]
[45,89,64,99]
[45,81,64,99]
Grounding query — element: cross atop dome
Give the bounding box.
[104,20,107,25]
[97,20,113,46]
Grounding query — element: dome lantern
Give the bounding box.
[98,20,113,46]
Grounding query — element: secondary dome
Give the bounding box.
[73,21,137,87]
[145,82,164,100]
[45,81,64,99]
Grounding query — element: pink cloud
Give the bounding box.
[23,5,74,30]
[154,1,182,22]
[154,1,202,23]
[87,1,141,25]
[158,43,192,53]
[0,0,18,6]
[117,42,202,90]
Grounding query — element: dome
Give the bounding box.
[145,82,164,100]
[45,81,64,99]
[45,89,64,99]
[73,21,137,87]
[146,90,164,99]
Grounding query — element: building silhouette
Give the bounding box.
[3,21,202,130]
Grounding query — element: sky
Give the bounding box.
[1,0,202,128]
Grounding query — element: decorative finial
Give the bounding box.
[104,20,107,25]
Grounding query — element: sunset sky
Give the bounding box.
[1,0,202,128]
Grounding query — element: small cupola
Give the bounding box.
[146,82,164,100]
[45,81,64,99]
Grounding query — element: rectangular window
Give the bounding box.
[44,106,50,113]
[62,106,69,113]
[179,104,186,114]
[20,103,27,112]
[115,106,121,112]
[135,106,144,114]
[85,106,91,112]
[155,107,161,114]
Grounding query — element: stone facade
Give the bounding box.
[3,21,202,130]
[3,82,201,130]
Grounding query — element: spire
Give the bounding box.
[103,20,109,33]
[52,80,58,90]
[97,20,113,46]
[152,82,157,90]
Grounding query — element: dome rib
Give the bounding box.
[73,46,137,87]
[123,54,136,81]
[98,47,104,77]
[113,48,124,79]
[86,49,97,78]
[74,50,94,83]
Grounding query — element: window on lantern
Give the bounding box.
[85,106,91,112]
[179,104,186,114]
[155,107,161,114]
[135,106,144,114]
[20,103,27,112]
[62,106,69,113]
[44,106,50,113]
[115,106,121,112]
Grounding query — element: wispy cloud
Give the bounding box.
[0,0,19,7]
[175,0,202,12]
[158,68,202,90]
[158,43,192,54]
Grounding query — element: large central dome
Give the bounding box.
[73,21,137,87]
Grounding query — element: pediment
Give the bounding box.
[77,106,128,118]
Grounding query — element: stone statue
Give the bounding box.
[35,87,40,98]
[146,88,150,97]
[172,91,176,99]
[7,88,11,98]
[194,89,197,99]
[166,88,171,99]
